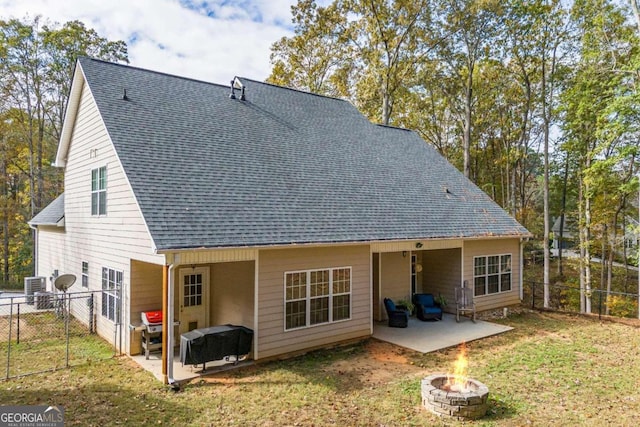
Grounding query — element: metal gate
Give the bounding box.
[0,289,122,380]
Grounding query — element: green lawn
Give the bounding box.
[1,310,639,426]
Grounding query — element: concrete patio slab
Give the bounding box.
[130,349,252,383]
[373,313,513,353]
[132,313,512,382]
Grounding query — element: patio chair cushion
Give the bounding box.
[412,293,443,321]
[383,298,409,328]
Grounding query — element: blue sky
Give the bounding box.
[0,0,320,83]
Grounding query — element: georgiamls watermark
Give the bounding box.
[0,405,64,427]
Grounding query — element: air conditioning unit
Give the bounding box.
[24,276,46,305]
[35,291,53,309]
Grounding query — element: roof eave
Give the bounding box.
[55,60,86,168]
[155,232,532,253]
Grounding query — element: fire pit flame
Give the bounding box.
[421,343,489,420]
[445,342,470,392]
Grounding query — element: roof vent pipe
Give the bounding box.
[229,77,246,101]
[122,88,128,101]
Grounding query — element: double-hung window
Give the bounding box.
[473,254,512,296]
[285,267,351,330]
[91,166,107,215]
[82,261,89,288]
[102,267,122,322]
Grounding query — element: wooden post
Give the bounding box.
[162,264,168,384]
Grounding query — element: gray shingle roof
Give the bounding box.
[76,57,529,250]
[29,193,64,226]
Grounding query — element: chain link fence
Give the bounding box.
[0,289,121,380]
[524,281,640,319]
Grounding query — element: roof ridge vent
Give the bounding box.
[229,77,246,101]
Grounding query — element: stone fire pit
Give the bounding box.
[421,374,489,420]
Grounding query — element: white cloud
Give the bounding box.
[0,0,296,83]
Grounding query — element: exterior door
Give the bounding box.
[179,267,209,334]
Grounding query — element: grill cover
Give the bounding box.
[142,310,163,325]
[179,324,253,366]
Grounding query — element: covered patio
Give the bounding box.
[373,314,513,353]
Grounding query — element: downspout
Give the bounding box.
[167,261,177,385]
[162,259,178,385]
[30,225,39,279]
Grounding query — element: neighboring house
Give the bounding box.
[29,58,530,380]
[552,214,639,253]
[551,215,577,250]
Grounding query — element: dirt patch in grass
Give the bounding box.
[198,339,422,388]
[322,340,422,386]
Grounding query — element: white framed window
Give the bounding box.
[284,267,351,331]
[91,166,107,215]
[101,267,122,322]
[474,254,512,297]
[82,261,89,288]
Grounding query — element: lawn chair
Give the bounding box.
[455,282,476,323]
[383,298,409,328]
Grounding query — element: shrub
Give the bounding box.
[606,295,638,318]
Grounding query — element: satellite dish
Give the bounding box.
[54,274,76,292]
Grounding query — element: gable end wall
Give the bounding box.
[38,80,164,353]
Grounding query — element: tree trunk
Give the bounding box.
[1,157,8,285]
[558,155,569,276]
[542,51,550,309]
[463,71,473,179]
[584,174,592,314]
[631,0,640,34]
[578,174,585,313]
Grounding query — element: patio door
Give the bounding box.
[179,267,209,334]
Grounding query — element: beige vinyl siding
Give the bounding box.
[257,245,370,360]
[371,239,463,253]
[129,260,164,355]
[39,80,164,354]
[421,248,461,314]
[34,227,66,292]
[210,261,254,327]
[379,252,411,319]
[463,239,522,311]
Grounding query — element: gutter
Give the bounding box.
[154,234,533,255]
[520,237,528,301]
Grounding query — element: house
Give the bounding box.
[551,215,577,251]
[551,214,639,254]
[29,57,530,382]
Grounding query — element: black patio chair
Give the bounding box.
[383,298,409,328]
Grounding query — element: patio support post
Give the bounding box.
[167,260,177,384]
[162,264,168,384]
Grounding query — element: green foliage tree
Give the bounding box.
[560,0,640,313]
[0,16,127,286]
[269,0,440,126]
